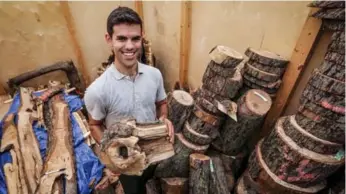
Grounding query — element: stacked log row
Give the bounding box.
[240,47,289,99]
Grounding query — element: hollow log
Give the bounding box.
[245,47,289,67]
[243,73,282,89]
[146,179,162,194]
[282,115,343,155]
[248,143,327,194]
[295,109,345,144]
[212,89,272,155]
[155,133,209,178]
[138,137,175,166]
[248,59,286,76]
[324,51,345,66]
[328,31,345,54]
[168,90,194,133]
[319,61,345,81]
[38,95,77,194]
[312,8,345,20]
[189,153,210,194]
[243,63,281,82]
[209,45,244,68]
[208,156,229,194]
[308,69,345,96]
[161,178,188,194]
[260,118,344,188]
[182,121,212,145]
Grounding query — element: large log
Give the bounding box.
[138,137,175,166]
[243,73,282,89]
[312,8,345,20]
[245,47,289,67]
[295,109,345,144]
[260,118,344,188]
[248,59,286,76]
[308,69,345,96]
[38,95,77,194]
[182,121,212,145]
[282,115,343,155]
[324,51,345,66]
[212,89,272,155]
[319,61,345,81]
[161,178,189,194]
[202,63,243,99]
[189,153,210,194]
[155,133,209,178]
[168,90,194,133]
[209,45,243,68]
[248,142,327,194]
[328,31,345,54]
[208,156,229,194]
[243,63,281,82]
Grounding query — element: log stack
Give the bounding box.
[236,2,345,193]
[239,47,289,99]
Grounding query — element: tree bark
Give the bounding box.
[308,69,345,96]
[243,73,282,89]
[312,8,345,20]
[168,90,194,133]
[203,60,237,78]
[282,115,343,155]
[328,31,345,54]
[212,89,272,155]
[260,118,344,188]
[208,156,229,194]
[146,179,162,194]
[161,178,189,194]
[155,133,209,178]
[324,51,345,66]
[243,63,281,82]
[195,94,224,116]
[182,121,212,145]
[235,170,267,194]
[248,59,286,76]
[243,78,279,96]
[247,143,327,194]
[308,1,345,8]
[295,109,345,144]
[138,137,175,166]
[189,153,210,194]
[209,45,244,68]
[319,61,345,81]
[322,20,345,31]
[245,47,289,67]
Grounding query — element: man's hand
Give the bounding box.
[160,117,175,143]
[95,168,120,190]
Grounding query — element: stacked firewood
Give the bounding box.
[240,47,289,99]
[235,2,345,193]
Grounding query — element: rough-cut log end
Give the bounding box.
[177,133,209,153]
[245,47,289,67]
[189,153,210,169]
[209,45,244,68]
[244,89,272,117]
[133,122,168,140]
[161,178,188,194]
[138,137,175,166]
[182,121,212,145]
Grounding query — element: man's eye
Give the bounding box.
[117,37,127,41]
[132,37,142,41]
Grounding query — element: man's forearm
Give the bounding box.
[156,100,168,119]
[89,124,104,145]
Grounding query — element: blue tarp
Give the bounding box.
[0,91,104,194]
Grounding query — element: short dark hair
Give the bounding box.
[107,6,142,36]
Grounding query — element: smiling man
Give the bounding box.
[84,6,174,194]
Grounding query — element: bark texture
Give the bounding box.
[245,47,289,67]
[209,45,244,68]
[189,154,210,194]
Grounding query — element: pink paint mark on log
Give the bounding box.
[321,100,345,114]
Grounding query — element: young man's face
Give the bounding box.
[106,23,142,68]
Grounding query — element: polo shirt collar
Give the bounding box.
[111,61,144,80]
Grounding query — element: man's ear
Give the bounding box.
[105,32,112,46]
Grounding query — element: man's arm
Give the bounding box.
[88,115,105,145]
[156,99,174,143]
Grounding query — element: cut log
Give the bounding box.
[138,137,175,166]
[242,170,268,194]
[202,63,243,99]
[243,63,281,82]
[209,45,243,68]
[4,150,21,194]
[322,20,345,31]
[168,90,194,133]
[308,1,345,8]
[308,69,345,96]
[189,153,210,194]
[161,178,188,194]
[155,133,209,178]
[295,109,345,144]
[204,60,237,77]
[248,60,286,76]
[248,142,327,194]
[146,179,162,194]
[212,89,272,155]
[283,115,343,155]
[195,95,224,116]
[328,31,345,54]
[319,61,345,81]
[261,118,344,188]
[324,51,345,66]
[38,95,77,194]
[133,122,168,140]
[208,156,229,194]
[243,73,282,89]
[312,8,345,20]
[182,121,212,145]
[245,47,289,67]
[243,77,279,95]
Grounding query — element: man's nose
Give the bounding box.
[125,40,135,50]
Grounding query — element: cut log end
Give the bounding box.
[209,45,243,68]
[172,90,194,106]
[176,133,209,153]
[161,178,188,194]
[245,89,272,116]
[189,153,211,169]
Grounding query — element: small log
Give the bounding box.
[295,109,345,144]
[155,133,209,178]
[195,95,224,116]
[182,121,212,145]
[161,178,188,194]
[243,73,282,89]
[138,137,175,166]
[248,143,327,194]
[261,118,344,188]
[146,179,162,194]
[308,69,345,96]
[209,156,229,194]
[204,60,237,77]
[248,59,286,76]
[328,31,345,54]
[212,89,272,155]
[244,63,281,82]
[312,8,345,20]
[189,153,210,194]
[319,61,345,81]
[4,150,21,194]
[283,115,343,155]
[209,45,243,68]
[133,122,168,140]
[245,47,289,67]
[308,1,345,8]
[168,90,194,132]
[322,20,345,31]
[324,51,345,66]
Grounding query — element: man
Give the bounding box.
[84,6,174,194]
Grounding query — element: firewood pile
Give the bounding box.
[235,2,345,193]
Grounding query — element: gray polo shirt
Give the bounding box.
[84,62,167,129]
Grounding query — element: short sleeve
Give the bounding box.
[84,87,106,121]
[156,70,167,102]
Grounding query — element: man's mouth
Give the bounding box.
[123,52,135,56]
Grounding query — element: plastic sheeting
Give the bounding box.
[0,91,104,194]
